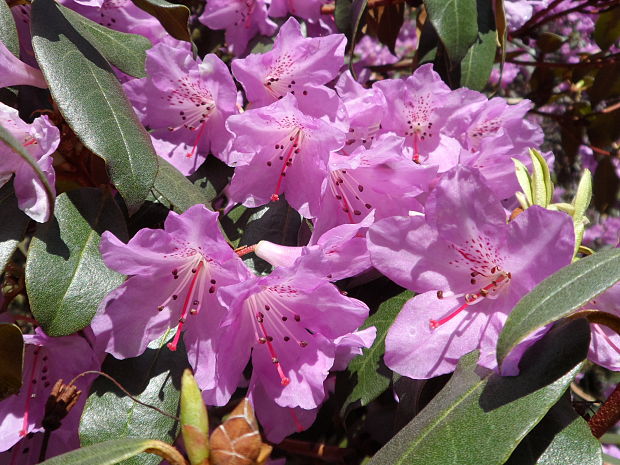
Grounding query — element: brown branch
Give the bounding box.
[589,382,620,438]
[507,52,620,68]
[321,0,405,15]
[276,439,352,462]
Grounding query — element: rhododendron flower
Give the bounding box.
[93,205,250,394]
[368,166,575,378]
[226,93,346,217]
[312,133,435,238]
[0,329,99,454]
[255,214,375,281]
[251,327,376,443]
[232,17,345,107]
[373,64,461,168]
[268,0,328,20]
[212,267,369,408]
[199,0,276,56]
[0,102,58,222]
[0,41,47,89]
[124,42,238,174]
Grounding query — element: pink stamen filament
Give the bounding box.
[167,260,205,351]
[23,138,37,147]
[256,314,290,386]
[429,274,509,329]
[329,170,370,224]
[235,244,256,257]
[271,132,301,202]
[244,0,255,28]
[20,348,41,437]
[288,408,304,433]
[186,120,208,159]
[412,132,420,164]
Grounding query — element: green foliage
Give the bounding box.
[460,0,497,90]
[0,182,29,274]
[424,0,478,63]
[0,0,19,57]
[0,323,23,400]
[367,318,591,465]
[130,0,191,43]
[25,189,127,336]
[497,248,620,365]
[31,0,159,212]
[80,333,187,465]
[343,290,412,413]
[594,6,620,50]
[57,4,152,78]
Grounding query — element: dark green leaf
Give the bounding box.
[343,290,412,413]
[37,438,181,465]
[151,157,215,213]
[0,323,23,400]
[334,0,353,35]
[31,0,159,212]
[0,0,19,57]
[57,4,151,78]
[349,0,369,78]
[505,395,602,465]
[460,0,496,90]
[367,318,591,465]
[368,3,405,55]
[496,248,620,365]
[415,19,439,64]
[589,63,620,105]
[536,32,564,54]
[594,6,620,50]
[130,0,191,42]
[80,333,187,465]
[0,182,30,274]
[424,0,478,63]
[25,188,127,336]
[0,124,55,218]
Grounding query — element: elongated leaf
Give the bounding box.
[460,0,496,90]
[594,6,620,50]
[496,248,620,365]
[151,157,215,213]
[0,182,30,273]
[348,0,368,78]
[368,318,590,465]
[80,333,187,465]
[31,0,159,212]
[0,323,24,400]
[57,4,151,78]
[334,0,353,35]
[0,0,19,56]
[424,0,478,63]
[505,395,602,465]
[343,290,412,413]
[25,188,127,336]
[37,438,185,465]
[130,0,191,42]
[0,124,55,217]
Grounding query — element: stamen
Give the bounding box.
[20,348,41,437]
[167,260,205,351]
[288,408,304,433]
[185,120,208,160]
[271,131,302,202]
[255,312,290,386]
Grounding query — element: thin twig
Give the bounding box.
[507,53,620,68]
[69,370,181,422]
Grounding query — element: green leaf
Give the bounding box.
[343,290,412,413]
[506,395,602,465]
[424,0,478,63]
[594,6,620,50]
[348,0,368,78]
[496,248,620,366]
[25,188,127,336]
[151,157,215,213]
[460,0,496,90]
[334,0,353,35]
[56,4,151,78]
[80,334,187,465]
[130,0,191,43]
[0,0,19,57]
[536,32,564,54]
[0,124,55,218]
[37,438,185,465]
[0,182,30,274]
[367,318,591,465]
[31,0,159,212]
[0,323,24,400]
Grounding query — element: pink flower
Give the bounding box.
[199,0,276,56]
[368,166,575,378]
[226,93,346,218]
[123,42,238,174]
[268,0,329,20]
[232,17,345,107]
[0,103,58,222]
[0,41,46,89]
[93,205,250,395]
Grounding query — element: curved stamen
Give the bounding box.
[20,348,41,437]
[255,312,290,386]
[167,260,205,351]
